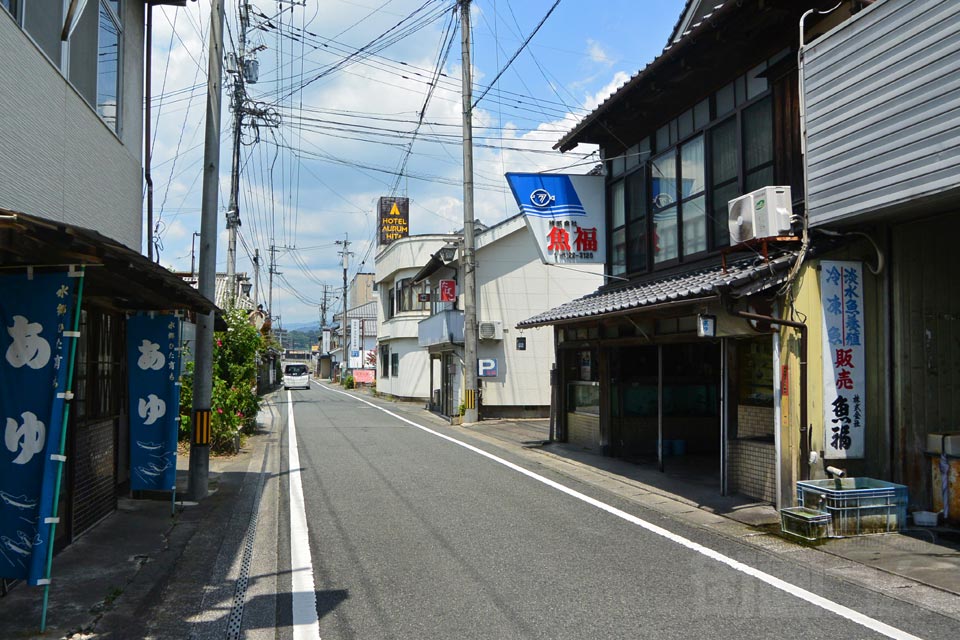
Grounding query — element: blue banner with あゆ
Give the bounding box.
[127,315,181,492]
[0,271,78,583]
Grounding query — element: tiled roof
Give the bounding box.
[517,251,798,328]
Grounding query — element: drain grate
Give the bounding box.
[225,443,270,640]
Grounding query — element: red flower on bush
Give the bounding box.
[217,408,223,414]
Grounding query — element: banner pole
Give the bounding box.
[40,266,86,632]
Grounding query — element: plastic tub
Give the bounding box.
[912,511,938,527]
[796,478,908,536]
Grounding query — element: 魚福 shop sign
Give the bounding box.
[505,172,605,265]
[820,261,865,459]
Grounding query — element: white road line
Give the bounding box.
[287,390,321,640]
[318,384,922,640]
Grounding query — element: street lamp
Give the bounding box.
[438,244,458,263]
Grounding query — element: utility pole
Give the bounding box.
[226,0,256,305]
[319,284,334,328]
[460,0,479,424]
[268,244,278,321]
[252,248,260,307]
[335,234,352,373]
[189,0,225,501]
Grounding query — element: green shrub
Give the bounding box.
[343,375,355,389]
[179,309,265,454]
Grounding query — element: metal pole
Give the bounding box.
[460,0,479,423]
[226,1,248,305]
[734,310,809,480]
[145,4,154,262]
[342,235,349,374]
[268,244,276,320]
[190,231,200,279]
[657,344,663,473]
[40,267,85,632]
[252,248,260,307]
[720,338,728,496]
[189,0,225,501]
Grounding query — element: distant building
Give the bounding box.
[375,216,602,418]
[350,272,376,308]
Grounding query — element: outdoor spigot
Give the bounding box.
[825,466,846,478]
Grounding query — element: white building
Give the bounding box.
[375,215,602,419]
[375,233,461,401]
[0,1,154,249]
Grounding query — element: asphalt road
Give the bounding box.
[272,383,958,640]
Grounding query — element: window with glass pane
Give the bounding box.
[97,2,120,130]
[651,150,678,263]
[610,179,625,228]
[627,220,647,272]
[651,150,676,209]
[679,136,706,256]
[608,179,626,274]
[653,206,678,263]
[680,136,705,197]
[24,1,63,66]
[611,228,627,275]
[626,170,647,272]
[710,118,738,248]
[743,97,773,189]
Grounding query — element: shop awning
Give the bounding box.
[517,251,799,329]
[0,209,218,314]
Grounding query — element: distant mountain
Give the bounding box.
[286,322,320,333]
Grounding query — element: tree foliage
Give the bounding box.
[179,309,265,453]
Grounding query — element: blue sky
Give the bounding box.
[148,0,688,327]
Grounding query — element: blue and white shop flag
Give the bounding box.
[127,314,182,492]
[0,271,78,583]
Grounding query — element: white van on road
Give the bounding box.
[283,363,310,390]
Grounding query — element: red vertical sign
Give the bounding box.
[439,279,456,302]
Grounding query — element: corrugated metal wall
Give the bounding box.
[803,0,960,225]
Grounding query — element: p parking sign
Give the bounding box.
[478,358,498,377]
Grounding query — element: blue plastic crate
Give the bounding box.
[796,478,908,536]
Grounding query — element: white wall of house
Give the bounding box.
[0,3,144,250]
[378,337,432,399]
[375,234,459,399]
[474,217,602,410]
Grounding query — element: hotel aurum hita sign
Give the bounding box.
[378,197,410,246]
[506,173,605,265]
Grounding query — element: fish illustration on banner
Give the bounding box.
[127,315,182,492]
[0,272,78,583]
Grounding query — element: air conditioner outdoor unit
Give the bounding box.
[727,186,793,244]
[478,321,503,341]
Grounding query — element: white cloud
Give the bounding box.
[586,39,612,65]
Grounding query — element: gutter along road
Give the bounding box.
[270,382,956,640]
